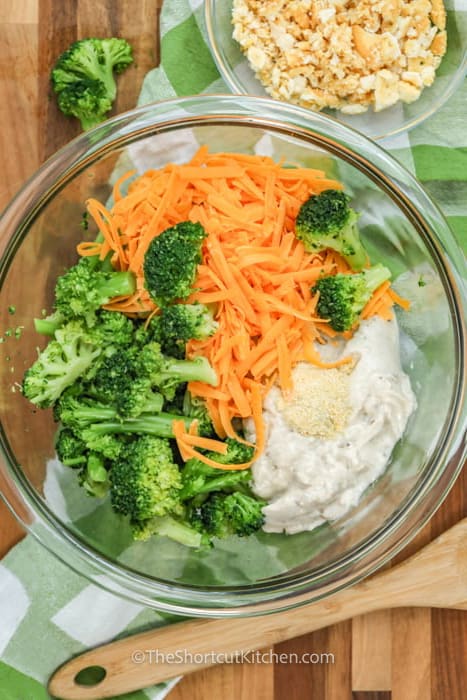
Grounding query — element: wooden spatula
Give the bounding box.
[49,517,467,699]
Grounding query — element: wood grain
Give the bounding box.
[0,4,465,700]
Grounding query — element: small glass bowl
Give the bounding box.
[0,95,465,616]
[205,0,467,140]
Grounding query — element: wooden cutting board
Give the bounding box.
[0,3,465,699]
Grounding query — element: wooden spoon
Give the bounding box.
[49,518,467,699]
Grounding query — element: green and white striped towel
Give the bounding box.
[0,1,465,698]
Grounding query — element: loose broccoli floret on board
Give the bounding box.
[295,189,367,271]
[313,264,392,331]
[51,38,133,130]
[143,221,207,306]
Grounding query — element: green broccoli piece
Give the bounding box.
[182,391,214,437]
[157,303,218,357]
[79,430,125,460]
[91,341,216,415]
[22,321,101,407]
[179,439,255,501]
[295,189,367,271]
[51,38,133,130]
[313,264,392,332]
[55,78,112,131]
[55,392,193,439]
[190,492,265,539]
[143,221,207,306]
[131,514,208,548]
[79,452,110,498]
[109,436,182,521]
[55,427,87,467]
[54,257,135,327]
[140,342,218,400]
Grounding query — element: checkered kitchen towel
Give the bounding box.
[0,1,466,698]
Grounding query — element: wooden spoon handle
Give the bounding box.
[48,518,467,700]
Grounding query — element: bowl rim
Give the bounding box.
[204,0,467,141]
[0,94,465,615]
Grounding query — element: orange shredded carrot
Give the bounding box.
[79,147,408,468]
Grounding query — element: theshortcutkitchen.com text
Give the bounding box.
[131,649,335,665]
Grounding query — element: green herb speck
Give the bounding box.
[8,305,15,315]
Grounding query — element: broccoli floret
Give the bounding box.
[313,264,392,332]
[142,343,218,400]
[22,321,101,407]
[131,514,209,548]
[91,341,216,415]
[295,189,368,271]
[54,257,135,327]
[223,492,266,536]
[55,427,87,467]
[179,439,255,501]
[109,436,182,521]
[79,430,124,460]
[51,38,133,130]
[157,303,218,356]
[182,391,214,437]
[56,78,112,131]
[190,492,265,539]
[143,221,207,306]
[79,452,110,498]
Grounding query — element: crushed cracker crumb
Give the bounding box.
[232,0,447,113]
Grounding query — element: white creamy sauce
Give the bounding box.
[248,317,416,534]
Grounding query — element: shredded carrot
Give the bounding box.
[80,148,408,469]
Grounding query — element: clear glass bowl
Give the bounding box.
[0,95,465,616]
[205,0,467,140]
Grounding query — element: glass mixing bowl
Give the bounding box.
[205,0,467,140]
[0,95,465,616]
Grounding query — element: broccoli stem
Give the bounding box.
[363,263,391,291]
[162,356,217,387]
[143,515,204,548]
[34,313,63,336]
[97,271,136,302]
[85,412,193,438]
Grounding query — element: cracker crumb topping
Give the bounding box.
[232,0,447,113]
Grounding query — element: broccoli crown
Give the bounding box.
[54,258,135,327]
[223,492,266,536]
[91,310,135,346]
[313,264,392,331]
[158,303,218,356]
[51,38,133,130]
[55,428,87,467]
[295,189,367,271]
[22,321,101,407]
[190,492,265,539]
[180,438,254,501]
[90,340,216,414]
[143,221,207,306]
[109,436,182,521]
[56,79,112,131]
[80,430,124,460]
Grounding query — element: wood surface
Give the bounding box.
[47,518,467,699]
[0,2,465,699]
